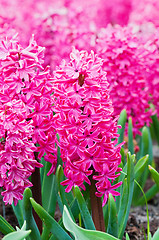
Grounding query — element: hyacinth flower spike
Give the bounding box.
[53,47,123,231]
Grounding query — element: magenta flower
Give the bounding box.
[129,0,159,28]
[53,48,123,206]
[95,24,154,136]
[0,34,57,205]
[0,99,42,205]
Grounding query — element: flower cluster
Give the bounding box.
[0,100,42,205]
[0,35,56,204]
[33,5,96,69]
[129,0,159,28]
[52,48,123,206]
[0,0,134,70]
[142,32,159,118]
[95,24,154,136]
[33,0,133,69]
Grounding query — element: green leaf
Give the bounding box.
[70,198,80,221]
[128,117,134,154]
[115,162,128,212]
[134,180,150,238]
[23,188,41,240]
[134,155,149,180]
[12,200,24,228]
[151,114,159,145]
[117,109,127,145]
[133,155,149,205]
[42,161,57,216]
[107,194,118,238]
[2,221,31,240]
[120,147,125,166]
[152,228,159,240]
[63,205,120,240]
[140,126,149,157]
[126,233,130,240]
[137,184,159,205]
[30,198,72,240]
[74,186,95,230]
[147,127,153,166]
[40,157,45,185]
[0,215,15,235]
[103,203,109,231]
[2,230,31,240]
[56,165,75,221]
[149,232,152,240]
[133,127,153,204]
[148,165,159,188]
[41,166,57,240]
[118,153,134,239]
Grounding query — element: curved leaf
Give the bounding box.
[2,221,31,240]
[56,165,75,223]
[12,200,24,228]
[23,188,41,240]
[107,194,118,237]
[128,117,134,154]
[30,198,72,240]
[63,205,119,240]
[2,230,31,240]
[118,152,134,239]
[148,166,159,189]
[151,114,159,145]
[0,216,15,235]
[134,155,149,180]
[74,186,95,230]
[117,109,127,145]
[152,228,159,240]
[126,233,130,240]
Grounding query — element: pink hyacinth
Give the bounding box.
[129,0,159,28]
[68,0,132,27]
[33,0,133,69]
[33,5,96,69]
[52,48,123,206]
[0,100,42,205]
[140,30,159,118]
[95,24,154,136]
[0,0,133,70]
[0,34,57,205]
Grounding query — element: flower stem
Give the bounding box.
[89,175,105,232]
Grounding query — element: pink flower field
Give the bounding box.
[0,1,159,240]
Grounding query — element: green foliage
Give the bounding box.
[74,186,95,230]
[117,109,127,144]
[23,188,41,240]
[12,200,24,228]
[151,114,159,145]
[1,110,159,240]
[117,153,134,239]
[63,205,119,240]
[2,221,31,240]
[128,117,134,154]
[148,165,159,188]
[0,216,15,235]
[30,197,72,240]
[152,228,159,240]
[107,194,118,237]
